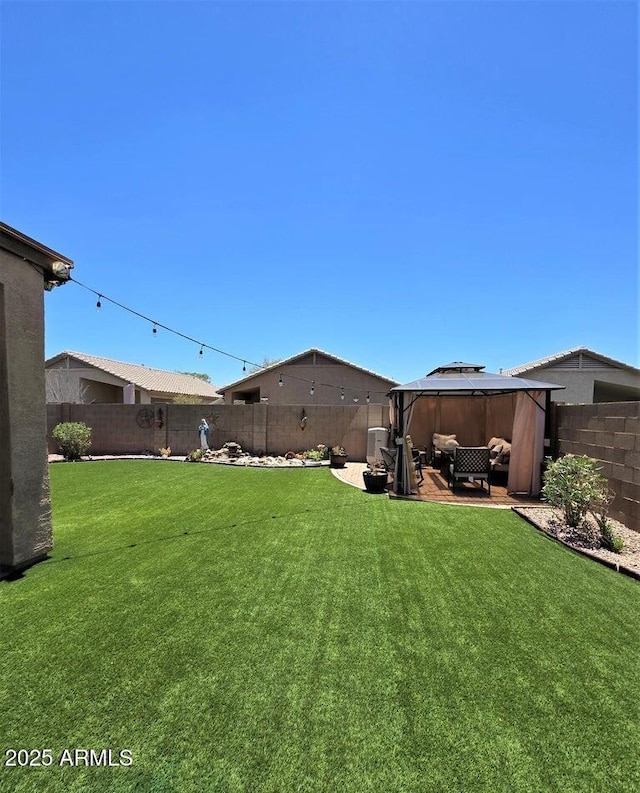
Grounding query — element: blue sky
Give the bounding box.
[2,0,637,387]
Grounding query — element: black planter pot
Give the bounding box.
[362,470,388,494]
[330,454,348,469]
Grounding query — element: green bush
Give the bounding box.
[600,522,624,553]
[541,454,609,528]
[589,487,624,553]
[303,445,327,462]
[52,422,92,461]
[186,448,204,462]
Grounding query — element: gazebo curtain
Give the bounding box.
[507,390,546,496]
[401,400,419,493]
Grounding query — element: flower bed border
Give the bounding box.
[512,507,640,583]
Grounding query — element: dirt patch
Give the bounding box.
[514,507,640,579]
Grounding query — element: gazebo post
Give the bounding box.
[395,391,405,494]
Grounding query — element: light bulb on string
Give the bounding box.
[310,381,315,396]
[199,345,204,357]
[243,361,246,372]
[152,324,157,335]
[278,374,283,387]
[340,388,345,401]
[96,295,102,311]
[353,397,359,403]
[366,391,370,403]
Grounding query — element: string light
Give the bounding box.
[71,277,391,403]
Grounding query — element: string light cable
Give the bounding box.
[65,276,391,400]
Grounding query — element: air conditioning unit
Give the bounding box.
[367,427,389,466]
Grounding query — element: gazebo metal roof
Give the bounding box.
[391,363,565,397]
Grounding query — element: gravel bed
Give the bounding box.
[48,453,330,468]
[514,506,640,578]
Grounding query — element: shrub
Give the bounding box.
[600,522,624,553]
[186,448,203,462]
[52,422,92,461]
[591,488,624,553]
[303,445,328,462]
[541,454,609,529]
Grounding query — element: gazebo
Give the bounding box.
[389,362,565,497]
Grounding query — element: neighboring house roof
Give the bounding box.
[46,351,221,398]
[391,362,564,395]
[503,347,640,377]
[218,348,399,393]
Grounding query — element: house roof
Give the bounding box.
[0,222,74,283]
[391,363,565,396]
[46,351,221,398]
[503,347,640,376]
[218,348,399,393]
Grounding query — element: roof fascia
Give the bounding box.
[0,223,74,274]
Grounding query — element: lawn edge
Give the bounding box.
[512,507,640,583]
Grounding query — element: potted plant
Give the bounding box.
[329,445,348,468]
[362,460,388,493]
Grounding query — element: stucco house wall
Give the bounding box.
[46,352,220,405]
[503,349,640,404]
[0,224,73,575]
[526,366,640,404]
[220,350,397,406]
[47,360,132,403]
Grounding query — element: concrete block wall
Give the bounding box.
[47,404,156,455]
[556,402,639,531]
[47,403,390,461]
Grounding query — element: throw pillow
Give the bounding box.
[433,433,457,451]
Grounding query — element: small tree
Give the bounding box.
[46,370,89,404]
[541,454,609,529]
[248,357,282,374]
[52,422,92,461]
[172,394,204,404]
[177,372,211,383]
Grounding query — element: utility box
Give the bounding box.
[367,427,389,467]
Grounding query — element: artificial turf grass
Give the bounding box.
[1,461,639,792]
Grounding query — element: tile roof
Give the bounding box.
[218,348,399,392]
[503,347,640,376]
[46,351,221,397]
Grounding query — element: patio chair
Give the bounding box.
[447,446,491,495]
[412,448,425,485]
[379,447,397,472]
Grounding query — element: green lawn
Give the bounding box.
[1,461,639,793]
